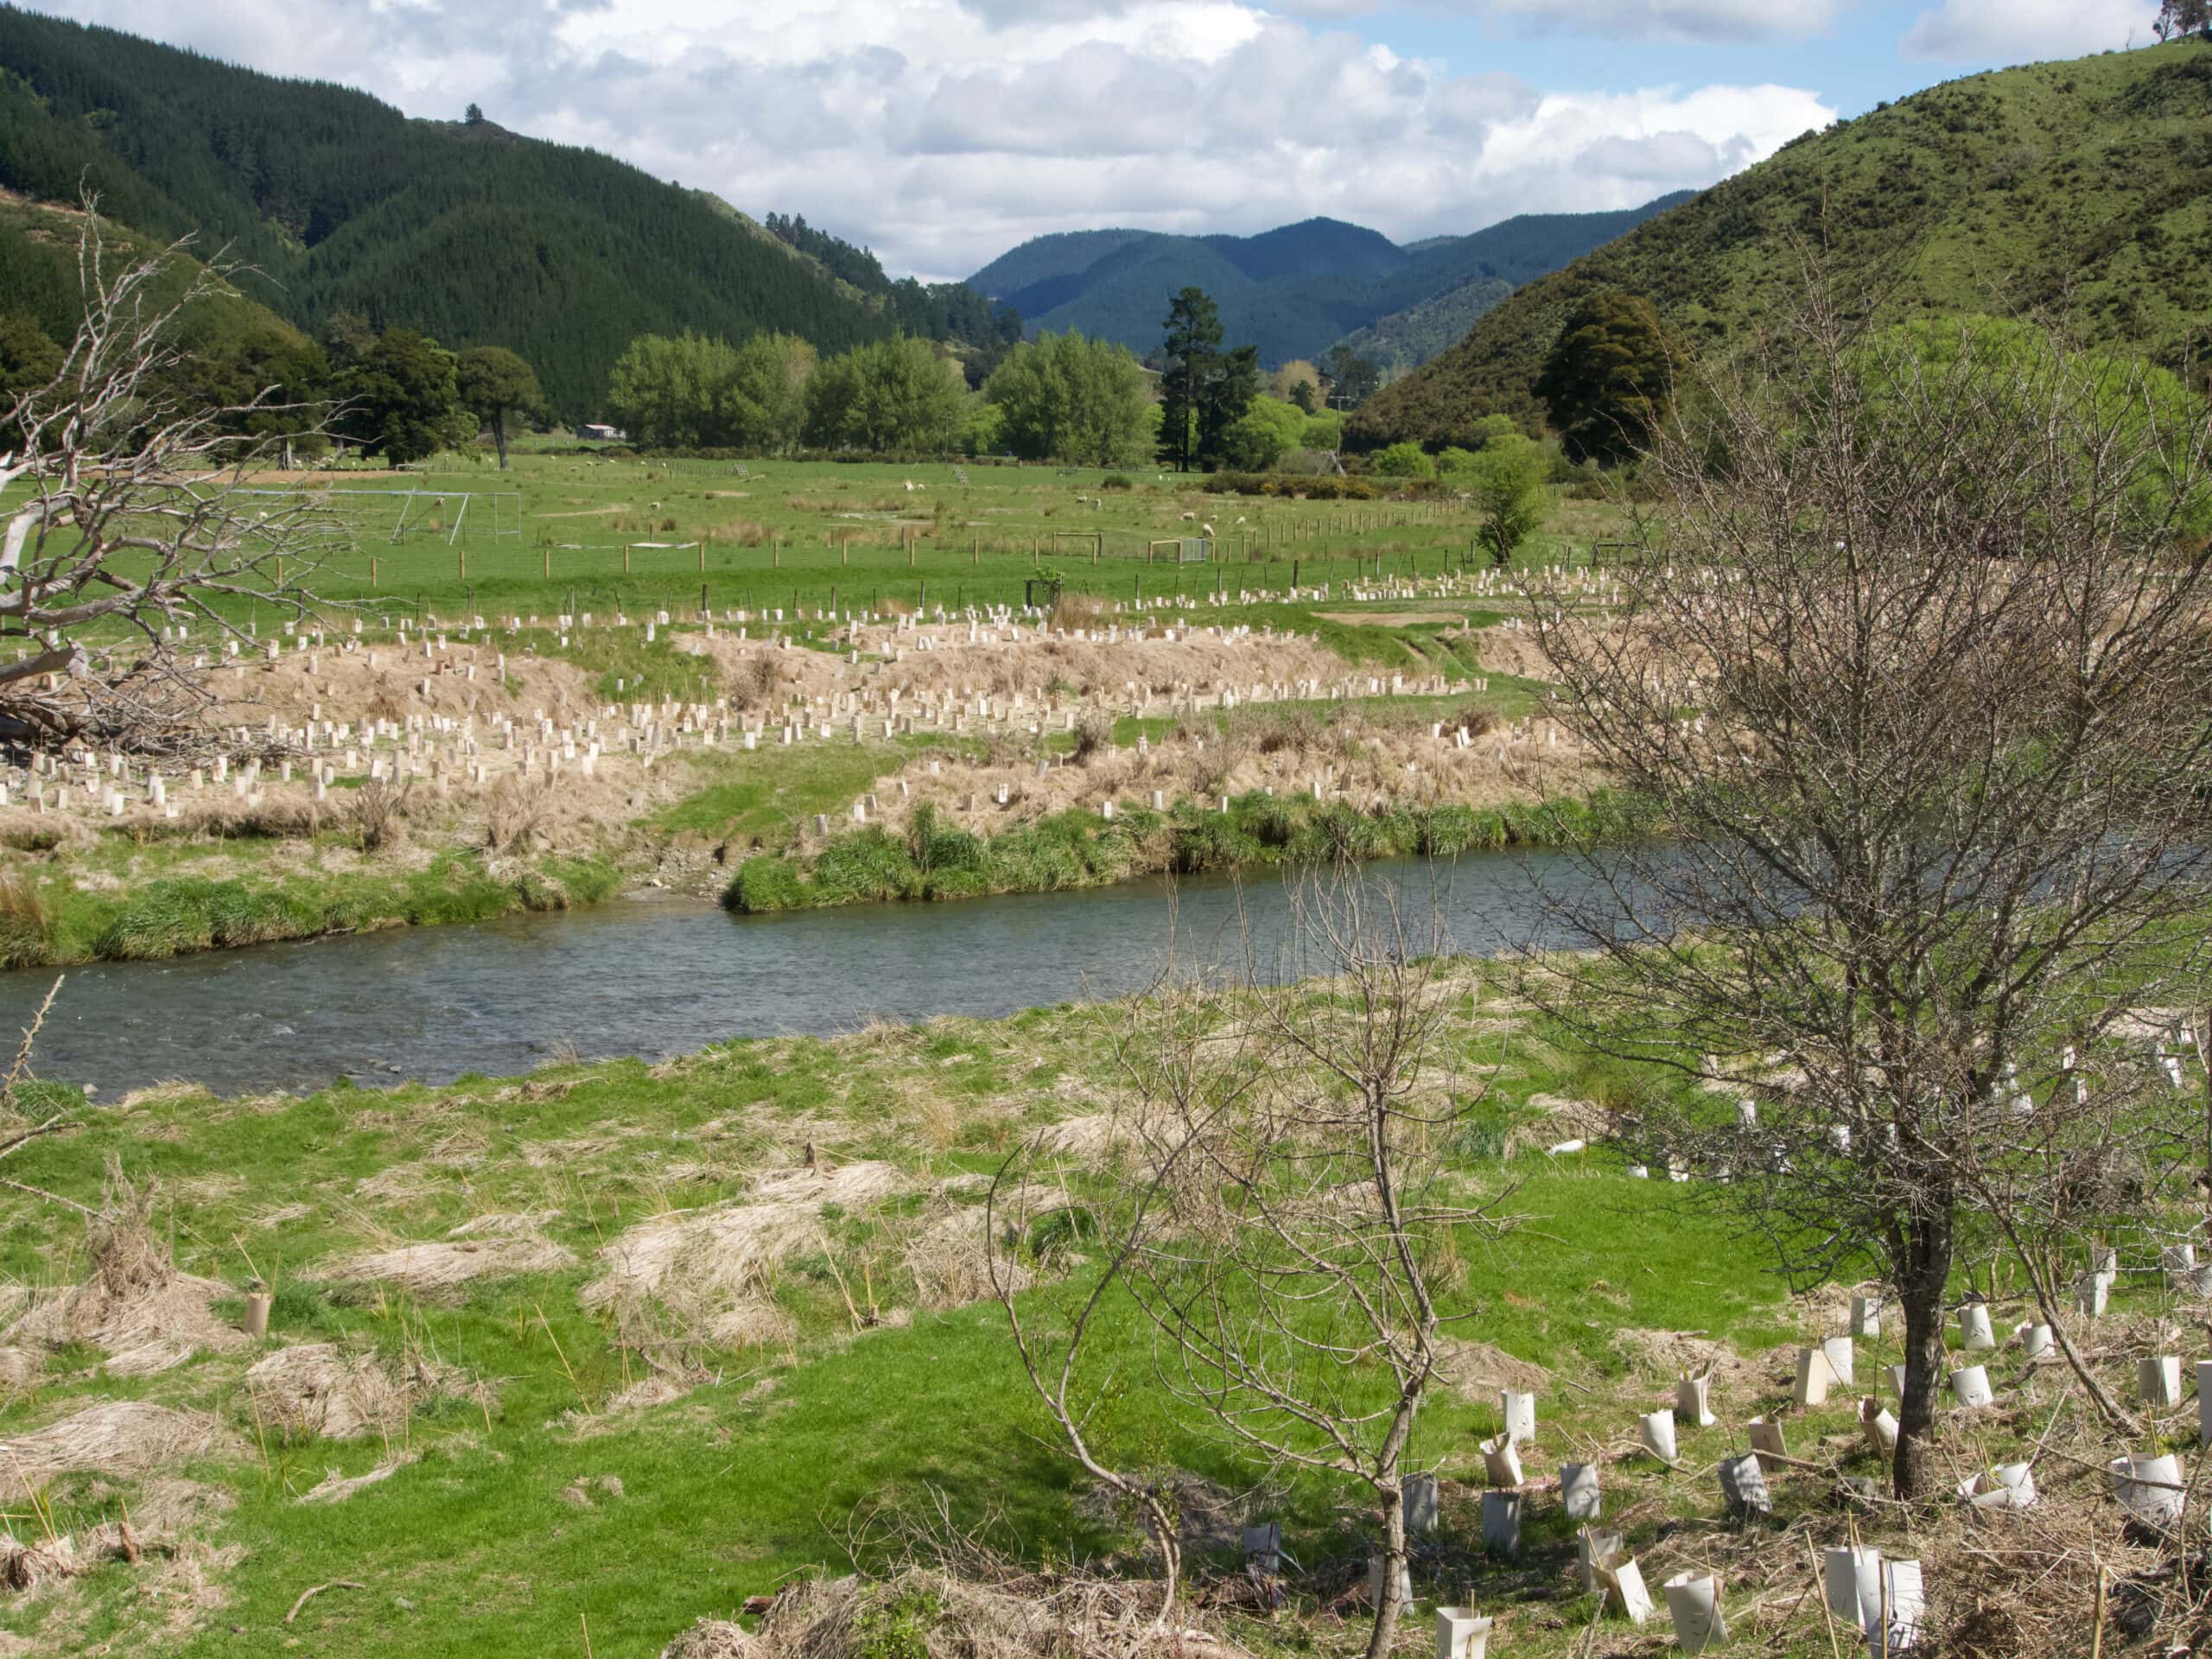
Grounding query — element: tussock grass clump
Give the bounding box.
[705,518,769,546]
[327,1211,577,1296]
[244,1342,464,1441]
[583,1161,905,1346]
[347,776,412,853]
[5,1400,238,1484]
[671,1565,1240,1659]
[0,869,52,968]
[8,1162,245,1375]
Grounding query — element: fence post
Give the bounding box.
[370,556,378,588]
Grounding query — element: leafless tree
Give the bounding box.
[1525,290,2212,1497]
[994,872,1515,1659]
[0,202,336,751]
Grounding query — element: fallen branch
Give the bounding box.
[285,1579,366,1624]
[0,1116,76,1161]
[0,1174,98,1217]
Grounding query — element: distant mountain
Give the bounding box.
[1339,195,1695,371]
[0,6,963,416]
[1349,42,2212,451]
[965,198,1689,369]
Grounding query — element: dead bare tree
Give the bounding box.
[995,870,1514,1659]
[0,200,338,751]
[1526,289,2212,1497]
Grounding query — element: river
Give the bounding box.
[0,849,1623,1097]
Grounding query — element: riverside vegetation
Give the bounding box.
[0,934,2202,1657]
[0,446,1627,969]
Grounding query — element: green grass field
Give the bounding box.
[0,957,2166,1658]
[3,448,1623,645]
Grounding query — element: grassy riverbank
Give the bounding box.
[0,846,624,970]
[727,791,1632,912]
[0,950,2177,1657]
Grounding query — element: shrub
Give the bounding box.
[1373,441,1435,478]
[727,855,808,912]
[1171,816,1262,874]
[1100,473,1135,491]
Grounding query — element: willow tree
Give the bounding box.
[1528,299,2212,1497]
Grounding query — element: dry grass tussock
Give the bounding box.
[3,1400,238,1484]
[0,1476,231,1591]
[660,1567,1251,1659]
[296,1451,419,1504]
[5,1165,245,1376]
[1429,1334,1554,1400]
[696,622,1343,713]
[582,1161,903,1346]
[245,1341,467,1440]
[891,702,1603,839]
[327,1211,576,1295]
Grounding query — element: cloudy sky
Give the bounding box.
[67,0,2158,280]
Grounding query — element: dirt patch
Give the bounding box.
[881,703,1603,841]
[327,1212,576,1294]
[1607,1326,1765,1411]
[687,620,1347,715]
[1076,1469,1248,1559]
[3,1402,238,1484]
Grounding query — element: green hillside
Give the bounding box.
[969,201,1684,369]
[1333,276,1516,372]
[1338,194,1695,371]
[0,6,900,417]
[1348,41,2212,449]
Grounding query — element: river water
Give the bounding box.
[0,850,1623,1097]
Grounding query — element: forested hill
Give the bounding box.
[1347,40,2212,451]
[0,7,907,416]
[964,197,1688,370]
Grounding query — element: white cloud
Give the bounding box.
[65,0,1834,280]
[1471,0,1850,43]
[1900,0,2150,60]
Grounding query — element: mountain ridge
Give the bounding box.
[1348,41,2212,450]
[0,5,932,416]
[966,194,1693,370]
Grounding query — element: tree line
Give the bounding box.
[601,326,1160,464]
